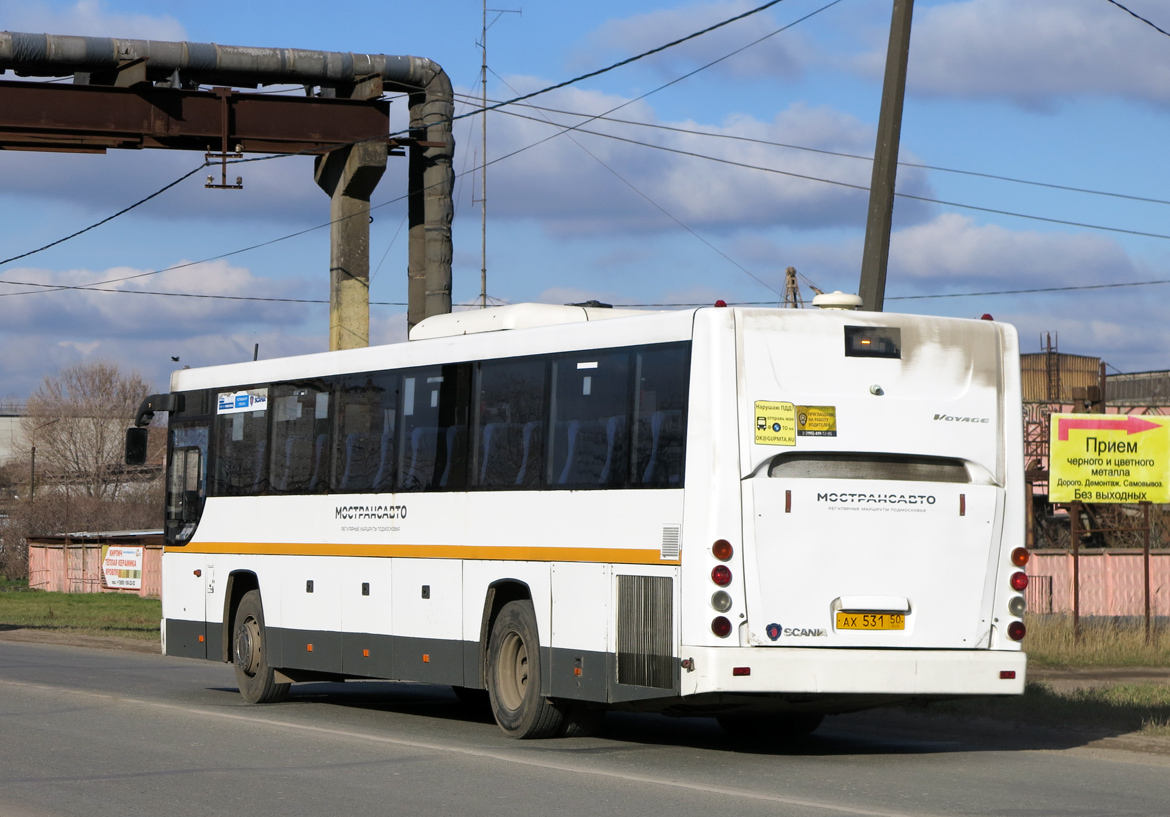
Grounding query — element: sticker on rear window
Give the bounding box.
[797,405,836,437]
[754,401,795,446]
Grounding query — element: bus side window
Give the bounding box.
[473,357,547,489]
[334,372,398,493]
[211,392,269,496]
[632,344,690,487]
[398,364,471,492]
[270,382,331,494]
[548,351,630,489]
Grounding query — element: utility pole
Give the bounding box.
[782,267,804,308]
[858,0,915,313]
[478,3,520,309]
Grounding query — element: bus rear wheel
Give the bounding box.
[487,600,565,739]
[233,590,289,704]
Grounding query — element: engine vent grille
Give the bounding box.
[616,575,673,688]
[660,525,680,560]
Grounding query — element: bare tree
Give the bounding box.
[21,361,155,500]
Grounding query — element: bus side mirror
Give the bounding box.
[125,427,149,465]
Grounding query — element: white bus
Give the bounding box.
[127,302,1029,739]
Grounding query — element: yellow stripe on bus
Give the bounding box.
[168,541,680,565]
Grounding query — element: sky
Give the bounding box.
[2,0,1169,400]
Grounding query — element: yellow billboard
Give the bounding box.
[1049,413,1170,503]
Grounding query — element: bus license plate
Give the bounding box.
[835,612,905,631]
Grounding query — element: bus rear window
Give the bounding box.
[844,326,900,359]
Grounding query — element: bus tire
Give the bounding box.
[486,600,565,739]
[717,712,823,740]
[232,590,289,704]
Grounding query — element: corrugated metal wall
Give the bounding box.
[1027,549,1170,617]
[27,536,162,598]
[1106,371,1170,407]
[1020,353,1101,403]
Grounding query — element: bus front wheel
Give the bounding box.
[486,600,565,738]
[233,590,289,704]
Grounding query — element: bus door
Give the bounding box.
[167,419,211,657]
[736,311,1007,651]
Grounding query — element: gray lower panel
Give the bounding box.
[279,628,343,673]
[182,620,678,706]
[393,636,464,686]
[550,646,609,701]
[341,632,394,678]
[206,625,224,665]
[164,618,207,660]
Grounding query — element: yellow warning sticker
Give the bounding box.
[754,401,796,446]
[797,405,837,437]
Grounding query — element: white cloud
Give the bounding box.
[878,0,1170,107]
[0,0,186,41]
[888,213,1136,286]
[0,259,333,396]
[484,84,934,235]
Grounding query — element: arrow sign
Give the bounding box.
[1057,416,1161,441]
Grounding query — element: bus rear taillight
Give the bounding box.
[1009,572,1028,591]
[1007,621,1026,641]
[1011,547,1029,567]
[712,539,733,561]
[711,565,732,587]
[711,616,732,638]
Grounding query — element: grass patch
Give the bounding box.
[1025,614,1170,668]
[0,575,29,592]
[924,681,1170,737]
[0,589,160,641]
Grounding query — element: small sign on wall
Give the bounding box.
[102,545,144,589]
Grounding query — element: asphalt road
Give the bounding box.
[1,640,1168,817]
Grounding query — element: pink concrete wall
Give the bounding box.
[1027,549,1170,617]
[27,542,161,598]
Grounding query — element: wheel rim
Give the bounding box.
[234,615,261,678]
[496,630,528,712]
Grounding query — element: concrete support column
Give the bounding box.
[406,68,454,331]
[314,75,387,350]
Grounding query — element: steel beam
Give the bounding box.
[0,79,390,154]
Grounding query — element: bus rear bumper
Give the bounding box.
[680,646,1027,697]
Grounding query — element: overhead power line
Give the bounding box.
[885,277,1170,301]
[450,0,792,124]
[488,105,1170,242]
[0,163,208,271]
[488,66,781,297]
[1104,0,1170,38]
[462,93,1170,209]
[0,0,801,273]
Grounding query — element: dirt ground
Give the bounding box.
[1029,666,1170,693]
[0,627,158,654]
